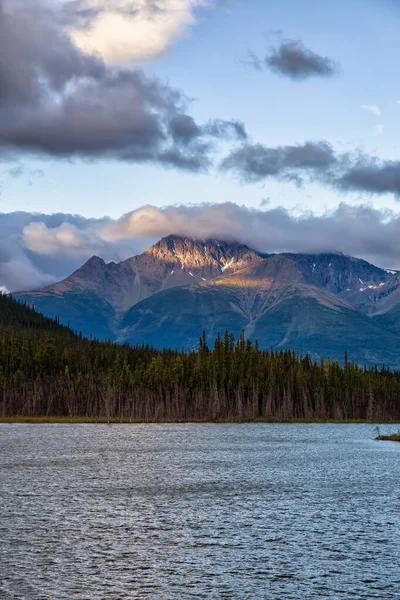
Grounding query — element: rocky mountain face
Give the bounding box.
[283,253,392,299]
[15,235,400,367]
[30,235,260,309]
[17,236,260,338]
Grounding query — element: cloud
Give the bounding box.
[61,0,207,63]
[259,197,271,208]
[97,204,400,275]
[3,202,400,292]
[0,210,149,292]
[221,141,337,183]
[249,39,338,80]
[222,141,400,199]
[374,124,384,135]
[336,158,400,196]
[4,165,44,185]
[244,50,264,72]
[7,165,25,179]
[23,221,103,256]
[0,0,243,170]
[361,104,381,116]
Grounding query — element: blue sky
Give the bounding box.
[4,0,400,291]
[3,0,400,218]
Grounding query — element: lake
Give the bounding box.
[1,423,399,599]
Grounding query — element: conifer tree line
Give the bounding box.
[1,293,400,421]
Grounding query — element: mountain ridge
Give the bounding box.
[15,234,400,366]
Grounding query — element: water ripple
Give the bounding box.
[0,423,399,599]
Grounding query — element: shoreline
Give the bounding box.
[377,434,400,442]
[1,417,400,425]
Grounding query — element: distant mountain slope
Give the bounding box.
[374,304,400,337]
[15,235,400,366]
[283,252,392,302]
[120,256,400,367]
[16,236,260,337]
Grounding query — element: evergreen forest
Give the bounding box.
[1,293,400,421]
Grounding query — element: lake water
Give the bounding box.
[1,423,399,599]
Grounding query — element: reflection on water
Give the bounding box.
[1,423,399,599]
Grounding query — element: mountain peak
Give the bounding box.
[144,234,258,270]
[84,255,106,267]
[131,234,261,292]
[147,234,253,256]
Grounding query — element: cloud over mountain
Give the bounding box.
[2,202,400,292]
[0,0,244,170]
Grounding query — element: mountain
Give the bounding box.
[120,253,400,367]
[15,235,400,367]
[281,252,393,302]
[16,236,260,338]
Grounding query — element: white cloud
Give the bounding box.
[23,222,100,256]
[361,104,381,116]
[62,0,208,63]
[374,123,384,135]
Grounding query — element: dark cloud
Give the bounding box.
[248,39,338,80]
[205,119,248,140]
[221,141,337,183]
[5,164,44,182]
[2,203,400,292]
[0,164,44,193]
[336,158,400,197]
[0,0,243,171]
[169,115,201,143]
[169,116,247,145]
[266,40,338,79]
[0,1,105,108]
[8,165,25,179]
[158,143,213,172]
[222,141,400,199]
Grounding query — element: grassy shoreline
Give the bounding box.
[2,416,400,425]
[376,433,400,442]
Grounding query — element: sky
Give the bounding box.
[2,0,400,291]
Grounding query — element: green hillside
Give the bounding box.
[1,293,400,422]
[121,287,400,368]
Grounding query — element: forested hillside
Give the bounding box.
[1,293,400,421]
